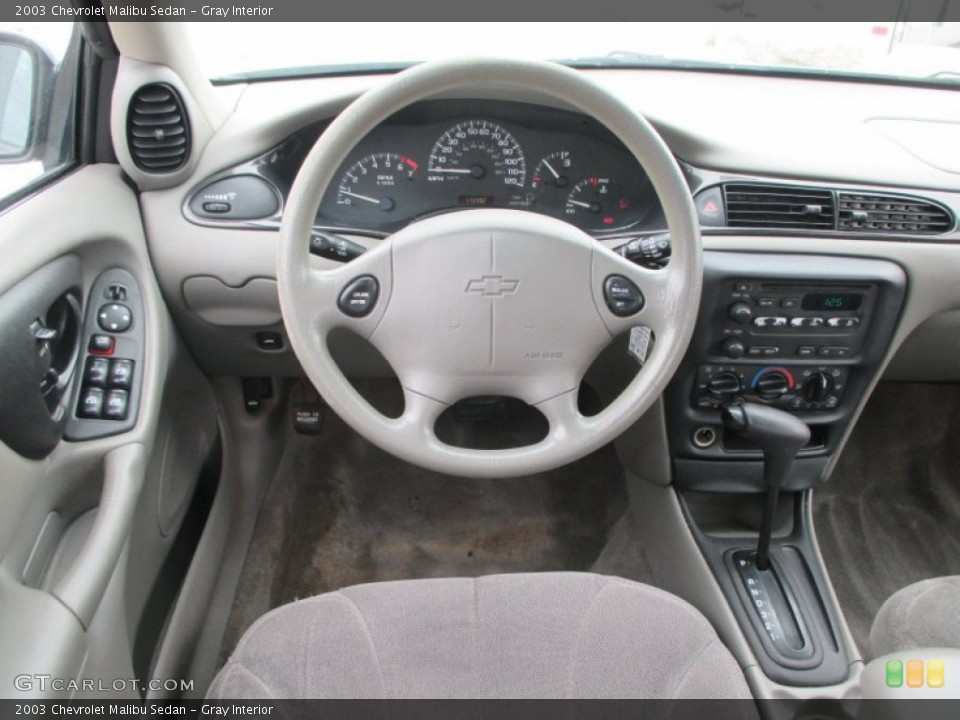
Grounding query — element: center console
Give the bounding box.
[665,251,907,687]
[668,252,906,492]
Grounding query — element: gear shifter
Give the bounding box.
[722,402,810,570]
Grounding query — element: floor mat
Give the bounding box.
[813,382,960,657]
[220,395,631,663]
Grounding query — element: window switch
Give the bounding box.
[108,359,134,390]
[78,387,104,419]
[103,389,129,421]
[85,357,110,387]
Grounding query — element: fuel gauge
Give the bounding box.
[531,151,573,191]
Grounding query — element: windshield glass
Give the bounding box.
[187,21,960,85]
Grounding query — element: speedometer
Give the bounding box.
[427,120,526,189]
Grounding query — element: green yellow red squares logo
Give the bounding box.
[886,659,945,688]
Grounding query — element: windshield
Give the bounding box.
[187,21,960,85]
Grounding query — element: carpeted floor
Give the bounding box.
[813,382,960,658]
[219,386,638,664]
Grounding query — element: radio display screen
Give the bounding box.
[802,293,863,312]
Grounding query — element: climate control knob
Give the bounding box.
[755,371,790,401]
[707,372,742,401]
[802,372,835,403]
[728,302,753,325]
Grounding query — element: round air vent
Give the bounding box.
[126,83,190,173]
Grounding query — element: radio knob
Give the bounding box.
[722,338,746,359]
[755,371,790,400]
[802,372,835,403]
[728,302,753,325]
[707,372,742,400]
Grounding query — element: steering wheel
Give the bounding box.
[278,58,701,479]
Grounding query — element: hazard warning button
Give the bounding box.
[695,187,725,227]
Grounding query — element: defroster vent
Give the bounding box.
[725,183,835,230]
[126,83,190,172]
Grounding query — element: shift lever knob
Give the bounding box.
[722,402,810,571]
[721,402,810,490]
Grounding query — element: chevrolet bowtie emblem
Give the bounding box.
[465,275,520,297]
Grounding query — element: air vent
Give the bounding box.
[126,83,190,172]
[725,183,835,230]
[837,193,953,234]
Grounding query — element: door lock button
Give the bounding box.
[338,275,380,318]
[603,275,644,317]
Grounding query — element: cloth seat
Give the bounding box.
[870,576,960,658]
[209,572,753,700]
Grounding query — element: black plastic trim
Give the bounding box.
[681,489,852,687]
[126,83,191,173]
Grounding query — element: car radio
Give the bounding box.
[710,279,875,362]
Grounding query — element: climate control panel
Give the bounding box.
[694,364,848,413]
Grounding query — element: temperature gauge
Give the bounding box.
[565,177,633,230]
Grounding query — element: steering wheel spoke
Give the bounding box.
[302,239,394,341]
[591,246,682,339]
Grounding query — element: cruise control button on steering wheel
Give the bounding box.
[338,275,380,317]
[603,274,645,317]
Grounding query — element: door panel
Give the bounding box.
[0,165,214,698]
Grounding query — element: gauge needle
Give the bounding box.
[428,167,473,174]
[567,199,594,209]
[340,190,381,205]
[542,159,561,180]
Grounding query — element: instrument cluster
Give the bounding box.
[316,100,662,235]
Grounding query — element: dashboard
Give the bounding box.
[185,100,665,237]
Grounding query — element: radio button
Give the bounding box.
[791,317,824,328]
[796,346,816,357]
[753,316,788,328]
[722,338,746,359]
[827,317,860,329]
[729,302,753,324]
[819,346,851,357]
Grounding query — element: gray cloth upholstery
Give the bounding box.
[209,572,753,700]
[870,576,960,658]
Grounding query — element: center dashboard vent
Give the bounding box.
[724,183,835,230]
[837,193,953,234]
[126,83,190,173]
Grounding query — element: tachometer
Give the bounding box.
[336,153,419,213]
[427,121,526,189]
